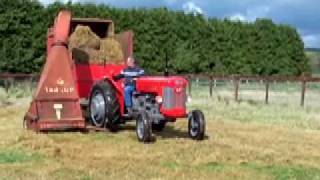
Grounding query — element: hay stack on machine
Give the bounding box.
[69,25,100,50]
[24,10,206,143]
[69,25,124,64]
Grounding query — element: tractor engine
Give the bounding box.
[132,93,163,123]
[134,76,188,121]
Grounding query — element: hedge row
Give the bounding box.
[0,0,310,75]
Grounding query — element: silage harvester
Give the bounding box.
[24,10,206,142]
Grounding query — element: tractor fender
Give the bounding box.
[100,77,125,115]
[103,76,123,95]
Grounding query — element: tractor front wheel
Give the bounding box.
[188,110,205,140]
[136,111,153,143]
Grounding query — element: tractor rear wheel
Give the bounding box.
[188,110,205,140]
[136,111,153,143]
[89,81,120,131]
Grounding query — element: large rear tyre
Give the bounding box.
[136,111,153,143]
[89,81,120,131]
[188,110,205,140]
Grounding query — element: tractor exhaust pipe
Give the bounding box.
[164,51,169,77]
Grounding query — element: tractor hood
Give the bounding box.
[136,76,187,95]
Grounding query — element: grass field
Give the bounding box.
[307,50,320,75]
[1,83,320,180]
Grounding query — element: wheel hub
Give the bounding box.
[137,118,145,139]
[190,116,199,137]
[90,93,106,126]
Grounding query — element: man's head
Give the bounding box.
[126,56,135,67]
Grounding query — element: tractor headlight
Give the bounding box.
[156,96,163,103]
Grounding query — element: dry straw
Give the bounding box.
[69,25,100,50]
[99,37,124,64]
[69,25,124,64]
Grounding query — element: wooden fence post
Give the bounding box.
[209,76,213,97]
[4,79,9,93]
[301,78,306,107]
[4,77,14,93]
[197,78,200,87]
[29,76,34,92]
[234,76,239,102]
[265,79,269,104]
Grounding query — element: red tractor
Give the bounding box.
[24,10,206,142]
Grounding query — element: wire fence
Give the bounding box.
[1,73,320,107]
[183,74,320,107]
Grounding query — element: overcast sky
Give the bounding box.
[40,0,320,48]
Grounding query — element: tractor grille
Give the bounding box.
[163,87,186,109]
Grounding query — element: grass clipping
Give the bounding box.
[69,25,124,64]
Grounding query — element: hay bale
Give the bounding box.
[69,25,100,50]
[99,37,124,64]
[72,48,104,64]
[69,25,124,64]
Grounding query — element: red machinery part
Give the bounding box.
[24,10,85,131]
[75,64,127,115]
[53,10,71,44]
[136,76,188,118]
[23,9,201,144]
[25,9,189,134]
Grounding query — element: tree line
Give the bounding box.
[0,0,310,75]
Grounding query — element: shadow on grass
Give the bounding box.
[118,124,136,131]
[154,125,190,139]
[115,123,189,139]
[36,122,209,141]
[117,123,209,140]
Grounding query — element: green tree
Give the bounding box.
[0,0,310,76]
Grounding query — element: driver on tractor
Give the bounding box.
[113,56,145,115]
